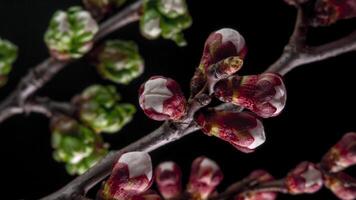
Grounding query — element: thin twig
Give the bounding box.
[0,1,142,123]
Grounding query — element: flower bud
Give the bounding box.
[140,0,192,46]
[100,152,153,200]
[130,194,162,200]
[285,162,323,194]
[44,6,99,60]
[83,0,126,20]
[324,172,356,200]
[214,73,286,118]
[139,76,187,121]
[195,110,266,153]
[0,38,17,87]
[283,0,309,6]
[187,156,223,200]
[155,161,182,199]
[312,0,356,26]
[235,170,277,200]
[50,115,107,175]
[191,28,246,97]
[73,85,136,133]
[321,132,356,172]
[96,40,144,84]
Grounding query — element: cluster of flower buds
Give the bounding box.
[44,6,99,60]
[0,38,17,87]
[73,84,136,133]
[140,0,192,46]
[139,76,187,121]
[321,132,356,172]
[195,111,266,153]
[214,73,287,118]
[50,114,108,175]
[99,151,154,200]
[311,0,356,26]
[324,172,356,200]
[154,156,223,200]
[285,161,323,194]
[234,170,277,200]
[95,40,144,84]
[83,0,127,20]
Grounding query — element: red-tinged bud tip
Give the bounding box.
[285,162,323,194]
[321,132,356,172]
[139,76,187,121]
[101,152,153,200]
[324,172,356,200]
[235,170,277,200]
[214,73,287,118]
[312,0,356,26]
[195,110,266,153]
[187,156,224,199]
[155,161,182,199]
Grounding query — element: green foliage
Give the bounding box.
[140,0,192,46]
[51,115,108,175]
[0,38,17,87]
[44,6,99,60]
[96,40,144,84]
[73,85,136,134]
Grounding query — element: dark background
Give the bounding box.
[0,0,355,199]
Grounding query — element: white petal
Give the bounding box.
[216,28,245,54]
[143,78,173,113]
[119,151,153,180]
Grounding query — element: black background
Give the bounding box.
[0,0,355,199]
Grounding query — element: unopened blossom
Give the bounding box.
[73,85,136,134]
[140,0,192,46]
[100,152,153,200]
[324,172,356,200]
[312,0,356,26]
[321,132,356,172]
[44,6,99,60]
[96,40,144,84]
[195,110,266,153]
[214,73,287,118]
[235,170,277,200]
[0,38,17,87]
[155,161,182,199]
[139,76,187,121]
[187,156,224,200]
[83,0,126,19]
[191,28,247,96]
[50,114,107,175]
[285,162,323,194]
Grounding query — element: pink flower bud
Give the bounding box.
[155,161,182,199]
[235,170,277,200]
[321,132,356,172]
[214,73,287,118]
[187,156,223,200]
[195,111,266,153]
[285,162,323,194]
[324,172,356,200]
[312,0,356,26]
[190,28,247,97]
[100,152,153,200]
[139,76,187,121]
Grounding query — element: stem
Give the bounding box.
[0,1,142,123]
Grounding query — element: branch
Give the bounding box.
[0,1,142,123]
[265,6,356,75]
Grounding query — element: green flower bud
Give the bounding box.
[50,115,108,175]
[0,38,17,87]
[73,85,136,134]
[140,0,192,46]
[96,40,144,84]
[44,6,99,60]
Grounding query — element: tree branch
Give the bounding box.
[0,1,142,123]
